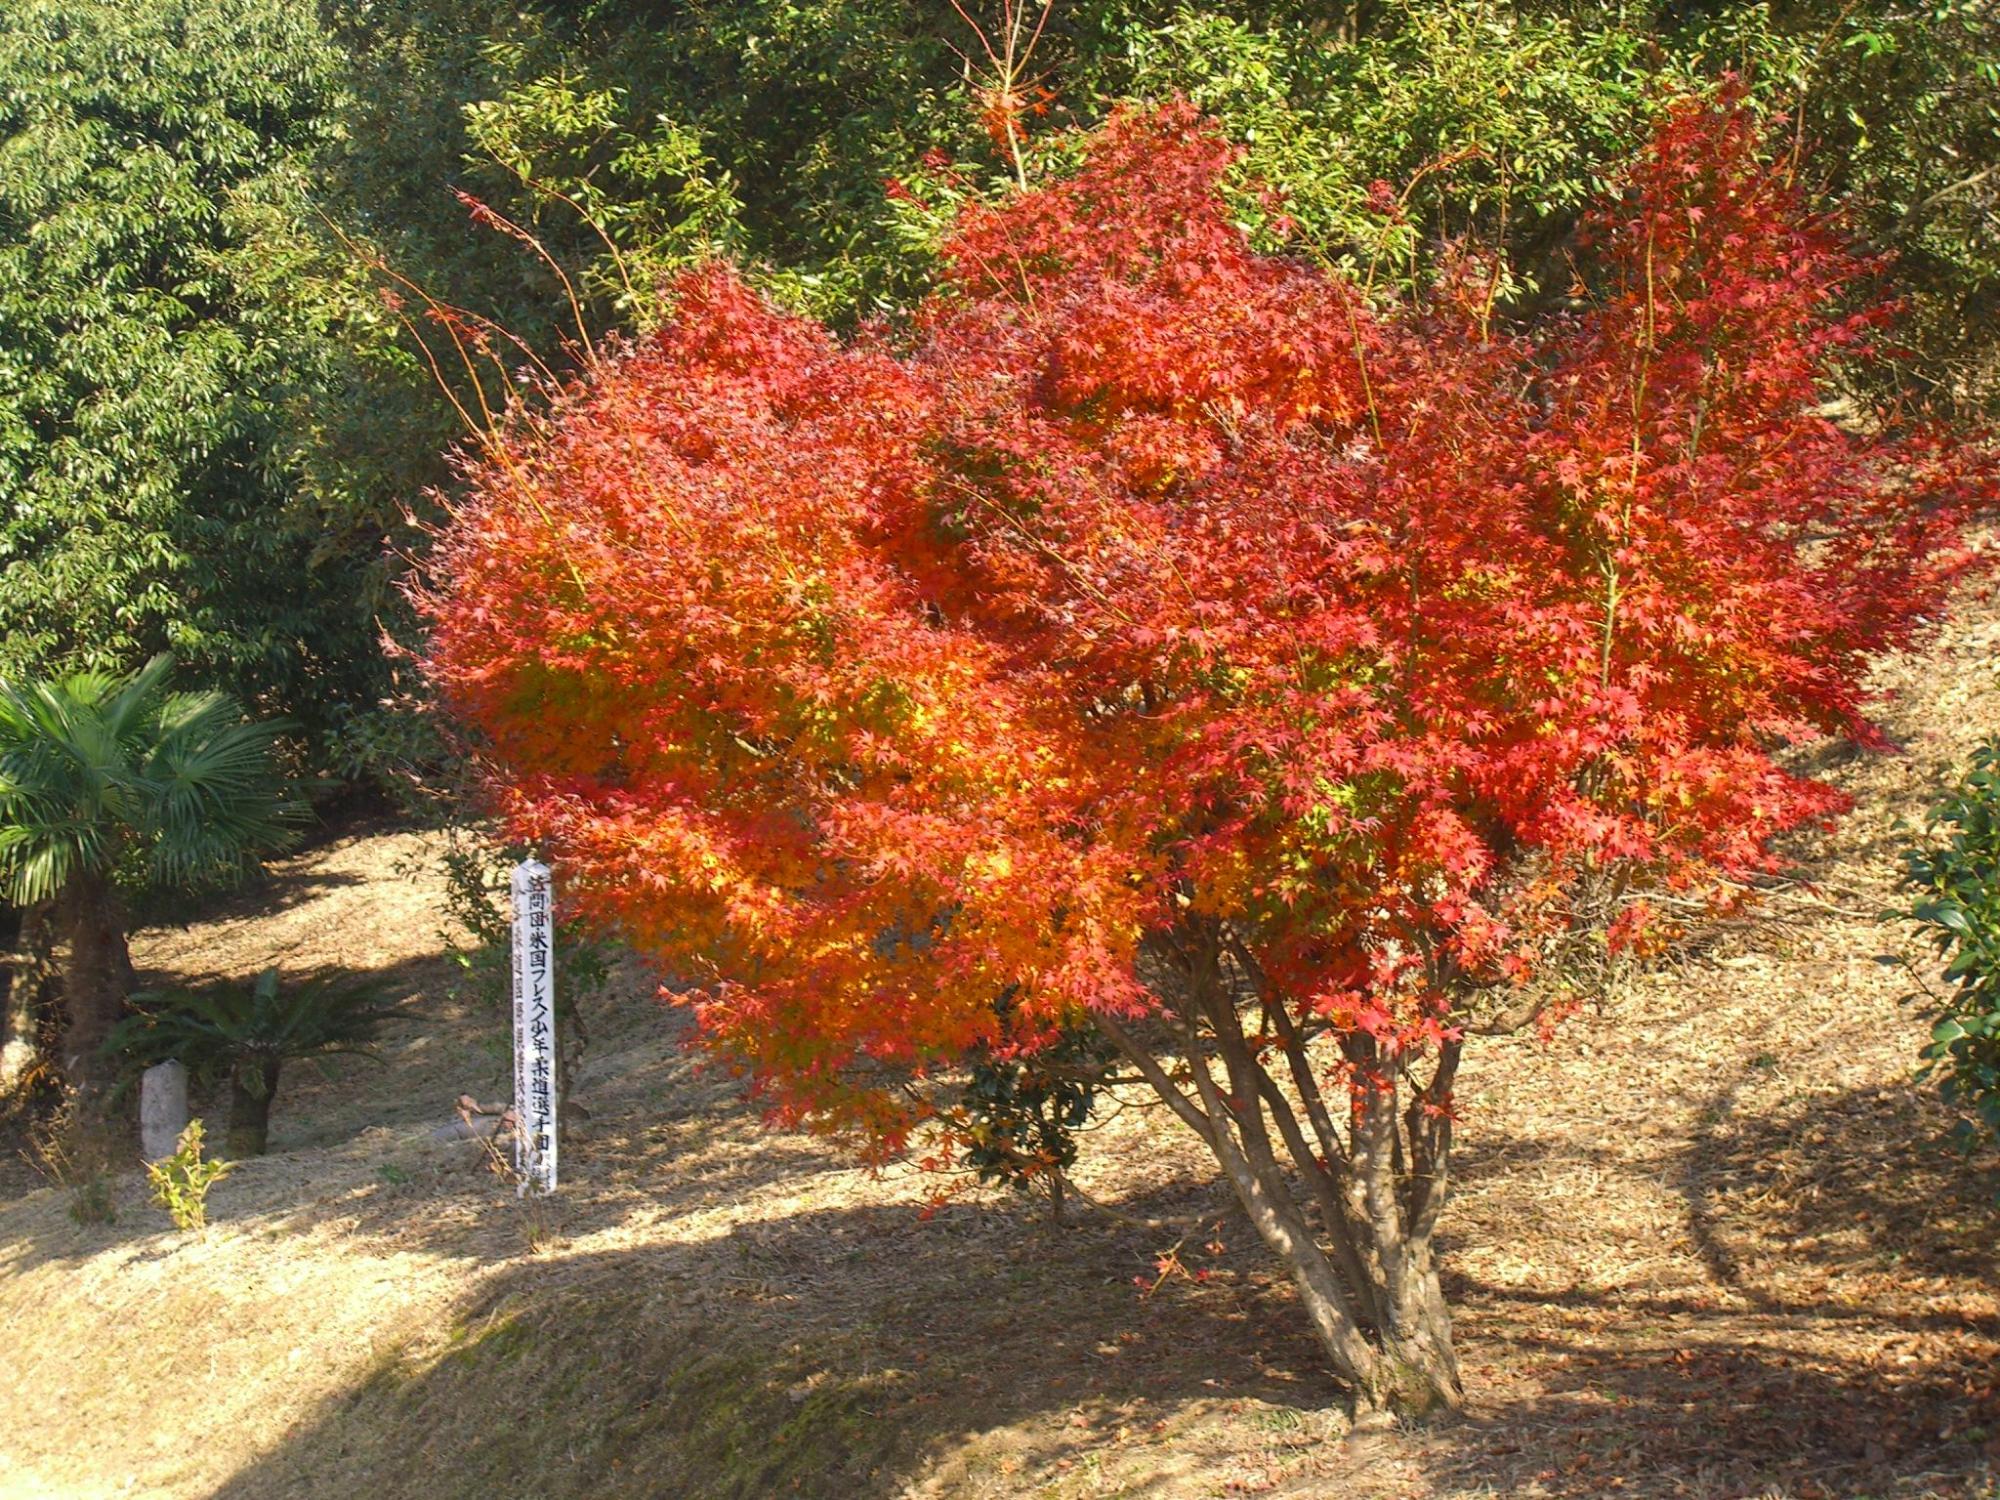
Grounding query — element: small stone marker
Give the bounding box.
[510,858,557,1195]
[139,1059,189,1161]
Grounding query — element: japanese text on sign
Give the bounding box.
[510,859,557,1195]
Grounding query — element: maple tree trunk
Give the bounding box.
[1100,923,1464,1419]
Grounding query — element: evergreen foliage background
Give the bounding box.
[1,0,1993,760]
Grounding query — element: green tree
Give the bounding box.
[0,0,381,732]
[395,0,1993,401]
[0,656,297,1106]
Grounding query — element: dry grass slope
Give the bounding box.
[3,594,1999,1500]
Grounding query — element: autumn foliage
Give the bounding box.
[420,96,1992,1411]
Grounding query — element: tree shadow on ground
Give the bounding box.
[203,1180,1328,1500]
[17,933,2000,1500]
[1403,1071,2000,1498]
[129,866,370,937]
[1408,1320,2000,1499]
[190,1148,2000,1500]
[192,1070,2000,1500]
[1681,1075,2000,1290]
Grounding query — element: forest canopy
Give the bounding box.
[2,0,1993,764]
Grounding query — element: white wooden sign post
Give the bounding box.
[510,858,558,1195]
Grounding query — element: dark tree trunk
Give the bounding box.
[58,873,137,1113]
[0,902,31,1097]
[226,1059,281,1156]
[1098,920,1466,1420]
[2,905,61,1105]
[0,966,35,1098]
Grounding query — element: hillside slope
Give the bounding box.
[3,595,1999,1500]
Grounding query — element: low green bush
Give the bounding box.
[960,995,1117,1216]
[107,967,398,1156]
[1898,744,2000,1148]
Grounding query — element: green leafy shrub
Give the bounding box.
[146,1119,234,1232]
[1898,744,2000,1147]
[108,967,399,1156]
[960,1002,1117,1214]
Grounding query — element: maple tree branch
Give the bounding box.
[1461,992,1558,1037]
[935,475,1136,626]
[1226,928,1351,1169]
[1173,983,1387,1379]
[1187,937,1391,1335]
[1093,1009,1214,1143]
[1401,1037,1460,1239]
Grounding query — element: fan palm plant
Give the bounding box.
[108,967,398,1154]
[0,655,298,1108]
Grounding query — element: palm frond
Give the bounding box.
[0,655,297,903]
[103,966,403,1089]
[142,702,302,887]
[0,820,107,906]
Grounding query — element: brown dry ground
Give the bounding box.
[4,603,2000,1500]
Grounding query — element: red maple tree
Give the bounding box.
[419,96,1992,1414]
